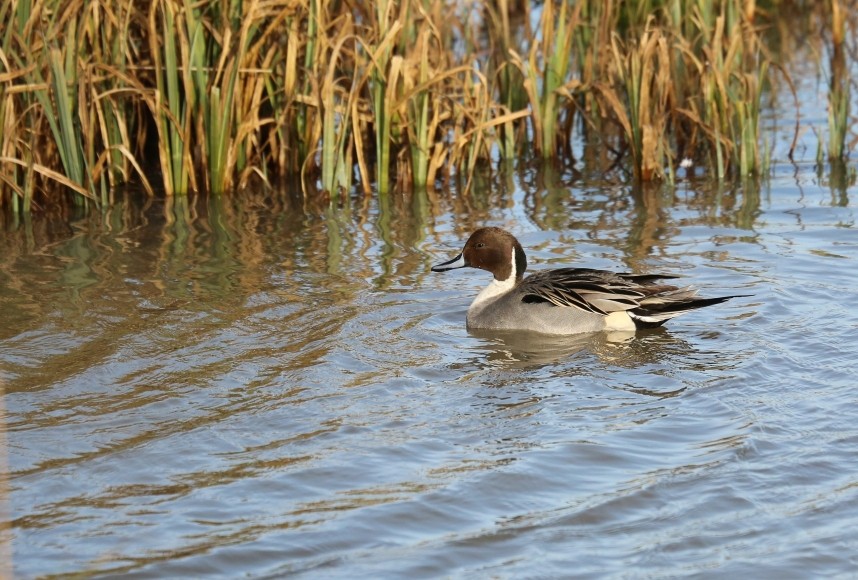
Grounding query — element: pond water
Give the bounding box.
[2,162,857,578]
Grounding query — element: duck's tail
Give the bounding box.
[628,287,751,329]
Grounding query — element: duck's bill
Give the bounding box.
[431,252,466,272]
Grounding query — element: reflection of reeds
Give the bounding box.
[0,0,852,210]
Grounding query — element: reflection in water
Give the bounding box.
[467,328,608,368]
[0,169,856,577]
[826,160,855,208]
[466,327,695,374]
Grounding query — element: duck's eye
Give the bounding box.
[475,242,486,249]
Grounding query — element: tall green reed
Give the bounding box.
[508,0,579,158]
[320,25,358,197]
[149,0,191,195]
[828,0,850,162]
[369,0,400,195]
[25,14,99,206]
[486,0,529,159]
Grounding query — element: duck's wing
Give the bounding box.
[519,268,683,315]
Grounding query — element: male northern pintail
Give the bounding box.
[432,227,748,335]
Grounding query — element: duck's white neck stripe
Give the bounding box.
[469,247,517,314]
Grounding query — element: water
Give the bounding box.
[1,165,857,578]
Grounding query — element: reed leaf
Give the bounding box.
[149,0,189,195]
[369,5,402,195]
[47,42,92,202]
[321,31,355,195]
[828,0,850,161]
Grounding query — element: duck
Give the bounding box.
[431,227,748,335]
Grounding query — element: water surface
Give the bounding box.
[2,167,857,577]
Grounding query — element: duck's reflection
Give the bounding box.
[466,326,699,385]
[468,327,614,368]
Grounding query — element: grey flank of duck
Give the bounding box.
[432,227,749,335]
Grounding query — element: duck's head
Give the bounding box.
[431,227,527,282]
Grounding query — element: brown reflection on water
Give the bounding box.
[4,177,760,319]
[0,176,766,387]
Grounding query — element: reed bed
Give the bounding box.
[0,0,854,211]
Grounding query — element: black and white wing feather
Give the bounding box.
[518,268,741,328]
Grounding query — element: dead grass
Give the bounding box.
[0,0,852,211]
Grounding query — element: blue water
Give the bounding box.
[2,161,857,577]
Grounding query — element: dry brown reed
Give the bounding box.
[0,0,852,211]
